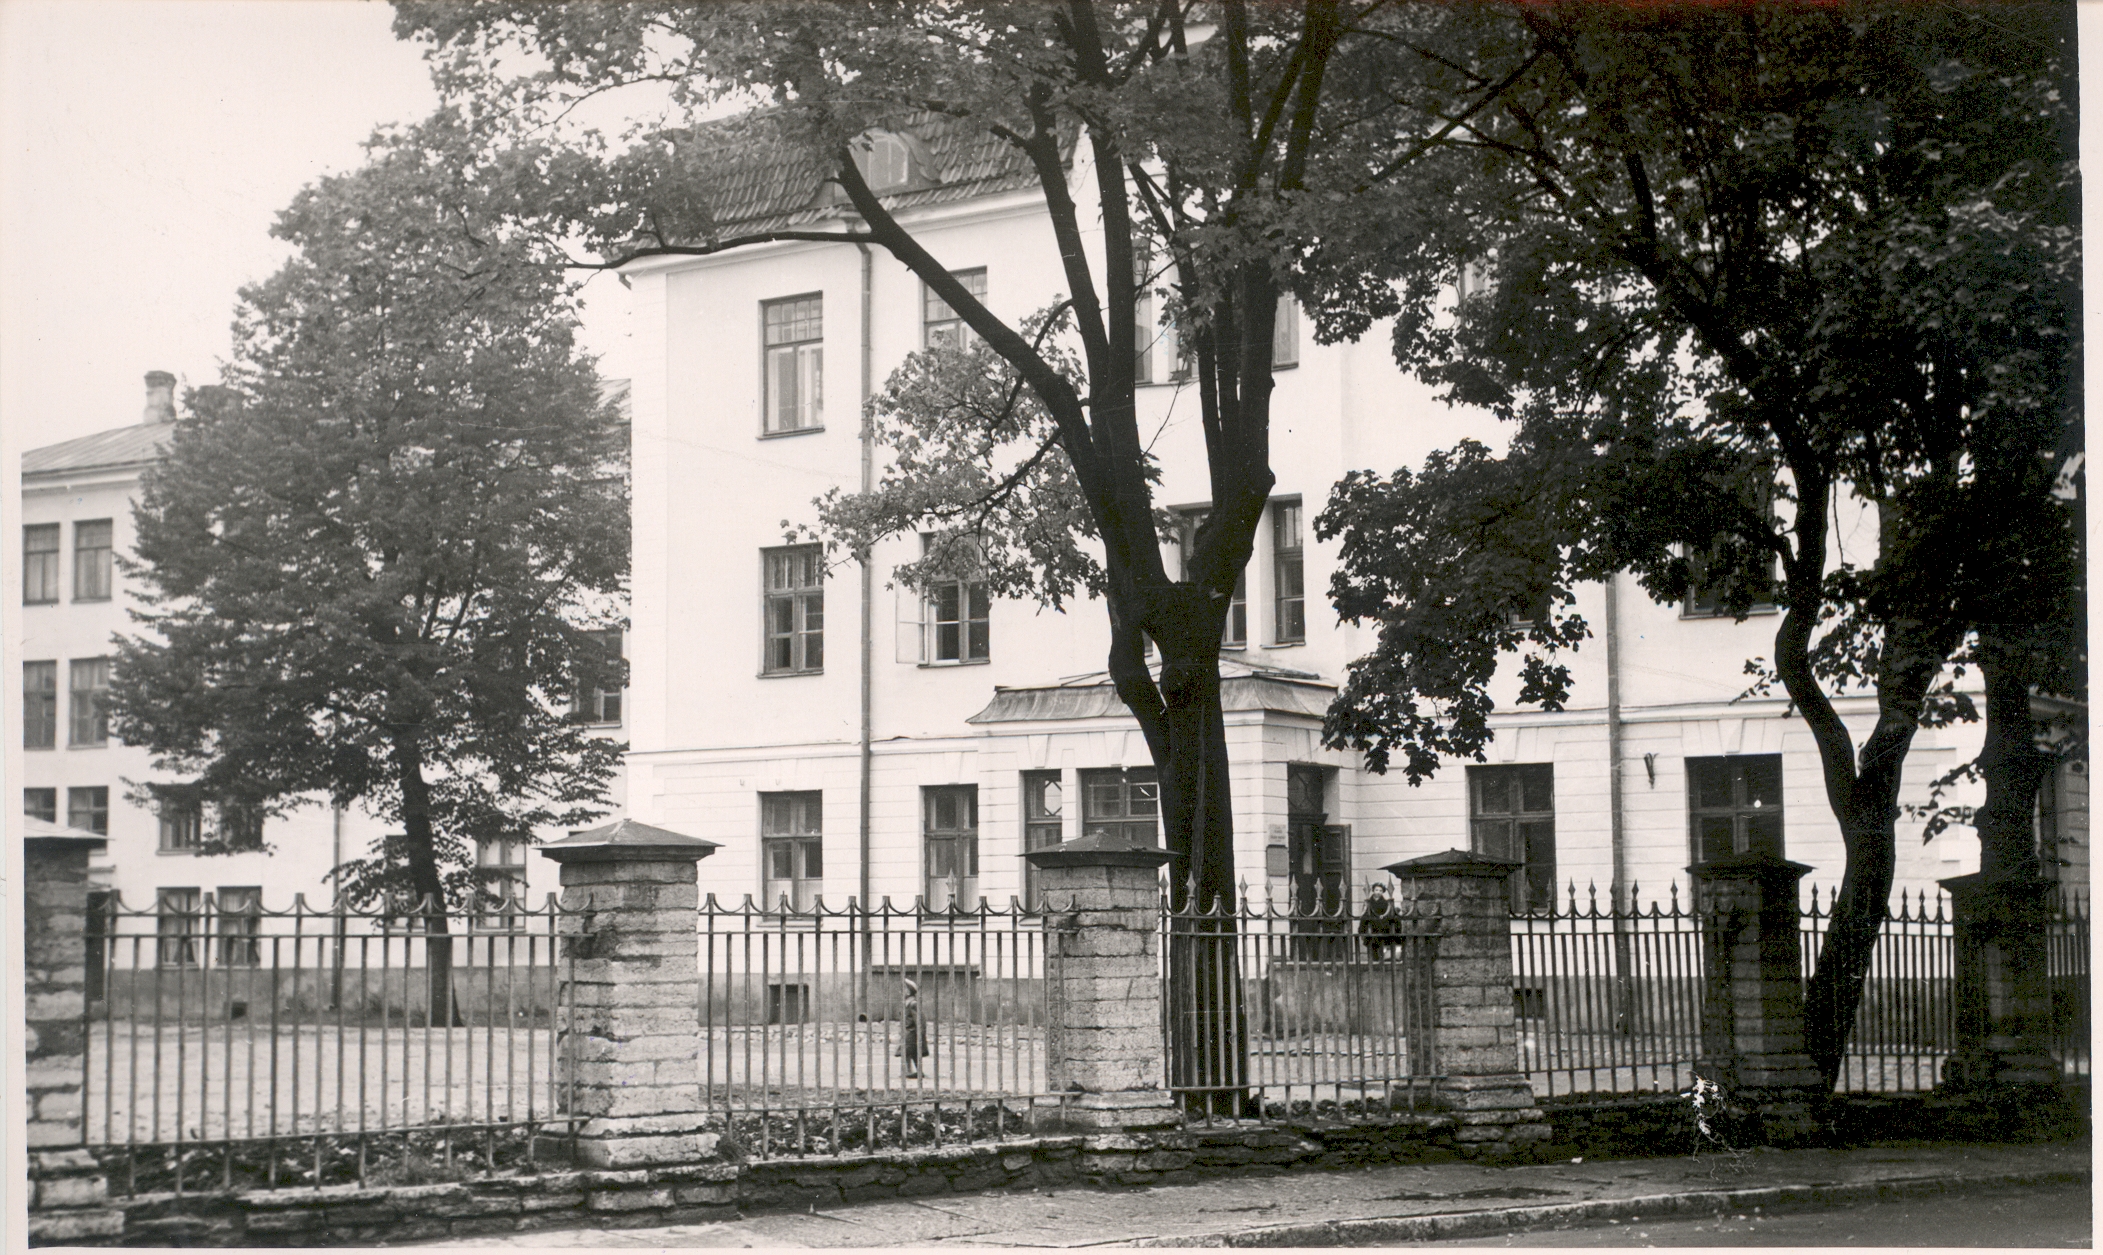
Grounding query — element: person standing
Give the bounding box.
[899,978,929,1079]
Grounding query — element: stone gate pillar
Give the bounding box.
[1024,832,1184,1143]
[1939,871,2062,1093]
[1386,850,1551,1157]
[23,828,124,1244]
[1690,852,1823,1143]
[540,819,720,1169]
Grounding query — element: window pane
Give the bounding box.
[69,658,109,745]
[1024,772,1061,820]
[1688,758,1731,810]
[1519,764,1554,813]
[68,786,109,835]
[23,660,55,748]
[74,519,112,600]
[1742,756,1783,810]
[801,838,822,878]
[1696,815,1737,862]
[23,524,60,603]
[24,788,56,822]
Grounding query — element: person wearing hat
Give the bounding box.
[898,978,929,1078]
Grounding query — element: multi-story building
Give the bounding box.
[625,118,2081,917]
[14,372,630,931]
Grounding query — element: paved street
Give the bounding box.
[1424,1180,2091,1247]
[426,1140,2089,1248]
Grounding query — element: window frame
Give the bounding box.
[22,524,60,605]
[918,533,990,665]
[214,886,263,967]
[23,659,56,749]
[760,293,824,436]
[69,656,110,746]
[570,629,625,725]
[73,518,113,602]
[474,837,530,931]
[760,791,824,913]
[214,799,265,852]
[1021,769,1064,908]
[157,786,203,853]
[922,784,980,912]
[923,268,988,351]
[68,785,109,835]
[761,545,825,675]
[1271,499,1306,645]
[1686,754,1786,863]
[156,888,201,968]
[1468,763,1557,912]
[24,787,57,823]
[853,131,914,191]
[1079,767,1160,847]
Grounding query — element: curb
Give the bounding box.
[1129,1168,2093,1247]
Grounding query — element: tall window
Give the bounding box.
[1080,767,1158,845]
[24,788,56,823]
[1272,294,1299,369]
[22,524,59,604]
[68,786,108,835]
[571,629,624,724]
[1022,770,1064,907]
[156,888,201,968]
[1178,510,1246,648]
[1132,253,1156,385]
[762,294,823,433]
[215,887,262,966]
[23,660,56,748]
[762,546,824,674]
[73,519,112,601]
[1272,500,1305,644]
[1688,755,1784,862]
[923,785,979,911]
[760,792,823,912]
[69,657,110,745]
[215,800,265,851]
[157,787,202,852]
[1469,764,1556,911]
[475,838,529,930]
[923,268,987,350]
[921,534,989,664]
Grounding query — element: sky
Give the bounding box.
[0,0,633,453]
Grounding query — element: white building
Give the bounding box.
[14,373,630,934]
[601,118,2080,918]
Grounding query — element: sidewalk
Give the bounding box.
[426,1140,2089,1248]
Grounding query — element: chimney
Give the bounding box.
[142,371,177,425]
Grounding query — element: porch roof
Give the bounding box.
[966,658,1334,724]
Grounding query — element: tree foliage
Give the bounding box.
[1308,1,2078,1085]
[111,117,630,922]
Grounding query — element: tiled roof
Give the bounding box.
[670,109,1061,239]
[22,423,171,477]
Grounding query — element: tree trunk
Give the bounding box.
[1798,615,1954,1086]
[1974,625,2055,881]
[1151,588,1249,1113]
[392,732,460,1028]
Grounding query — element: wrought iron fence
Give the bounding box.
[84,891,577,1196]
[1798,887,1955,1093]
[695,896,1068,1159]
[1161,888,1440,1125]
[2047,894,2090,1076]
[1509,884,1706,1098]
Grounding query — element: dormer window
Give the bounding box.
[853,132,913,191]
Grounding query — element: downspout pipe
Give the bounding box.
[856,241,876,915]
[1604,572,1629,907]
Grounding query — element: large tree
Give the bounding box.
[394,0,1529,1102]
[110,118,629,1022]
[1307,1,2078,1085]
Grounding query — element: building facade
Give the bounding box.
[617,122,2085,919]
[14,373,630,933]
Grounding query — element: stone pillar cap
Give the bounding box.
[1024,830,1175,870]
[1384,848,1520,877]
[540,819,721,864]
[1687,851,1813,879]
